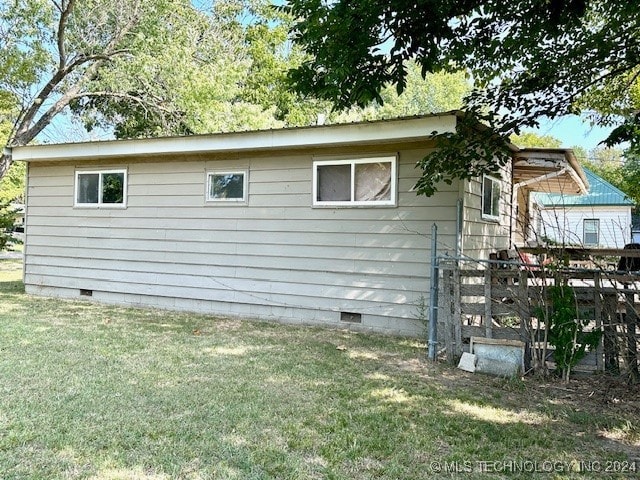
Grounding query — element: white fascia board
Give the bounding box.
[11,115,457,162]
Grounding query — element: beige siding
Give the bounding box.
[24,146,459,336]
[461,162,513,261]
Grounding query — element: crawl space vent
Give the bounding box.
[340,312,362,323]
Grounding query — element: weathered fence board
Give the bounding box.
[439,263,640,375]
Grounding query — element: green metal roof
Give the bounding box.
[534,168,634,207]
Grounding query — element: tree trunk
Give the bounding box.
[0,152,11,180]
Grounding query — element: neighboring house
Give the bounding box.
[632,214,640,244]
[10,113,586,336]
[532,168,634,248]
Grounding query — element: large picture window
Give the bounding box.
[482,175,501,221]
[207,171,247,203]
[313,156,396,206]
[583,219,600,245]
[75,169,126,207]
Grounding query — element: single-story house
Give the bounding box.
[532,168,634,248]
[9,112,587,336]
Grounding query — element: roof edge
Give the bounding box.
[12,114,460,162]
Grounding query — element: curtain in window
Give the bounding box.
[354,162,391,201]
[77,174,99,204]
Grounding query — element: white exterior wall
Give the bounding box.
[23,145,460,336]
[538,205,632,248]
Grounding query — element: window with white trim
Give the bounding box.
[313,156,396,206]
[207,171,247,202]
[481,175,501,221]
[583,219,600,245]
[75,169,127,207]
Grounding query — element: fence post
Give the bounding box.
[453,264,462,359]
[442,267,455,363]
[518,269,531,370]
[485,267,493,339]
[428,223,439,361]
[594,271,604,372]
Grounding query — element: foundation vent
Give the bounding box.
[340,311,362,323]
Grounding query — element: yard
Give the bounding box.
[0,259,638,479]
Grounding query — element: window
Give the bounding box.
[75,170,126,207]
[313,156,396,206]
[583,219,600,245]
[482,175,501,221]
[207,171,247,202]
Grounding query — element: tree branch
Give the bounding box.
[76,91,175,113]
[56,0,76,70]
[10,2,142,147]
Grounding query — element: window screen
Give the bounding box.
[313,157,396,206]
[317,164,351,202]
[208,172,246,202]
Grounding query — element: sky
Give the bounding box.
[524,114,613,151]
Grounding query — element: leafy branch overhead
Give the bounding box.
[0,0,310,179]
[285,0,640,195]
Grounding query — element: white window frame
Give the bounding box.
[206,170,248,203]
[481,174,501,222]
[583,219,600,246]
[312,156,397,207]
[74,169,127,208]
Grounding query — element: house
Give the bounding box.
[532,168,634,248]
[9,113,587,336]
[632,214,640,244]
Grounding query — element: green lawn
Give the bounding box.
[0,259,638,479]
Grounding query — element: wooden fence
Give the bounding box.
[438,260,640,376]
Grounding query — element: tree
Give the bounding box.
[0,0,296,178]
[331,64,469,123]
[510,132,562,149]
[577,147,640,207]
[285,0,640,196]
[1,0,188,174]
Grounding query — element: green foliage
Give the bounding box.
[0,201,19,251]
[1,0,320,179]
[510,132,562,149]
[540,285,602,381]
[285,0,640,195]
[414,113,512,196]
[0,162,25,203]
[579,147,640,207]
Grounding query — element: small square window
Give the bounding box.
[207,171,247,202]
[482,175,501,221]
[75,170,126,207]
[313,156,396,206]
[583,219,599,245]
